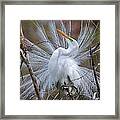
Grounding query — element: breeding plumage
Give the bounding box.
[20,20,100,100]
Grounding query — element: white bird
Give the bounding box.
[48,29,79,85]
[20,20,100,100]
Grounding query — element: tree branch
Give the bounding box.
[90,47,100,99]
[20,50,41,100]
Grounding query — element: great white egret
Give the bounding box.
[20,20,100,100]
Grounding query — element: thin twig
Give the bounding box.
[53,92,59,100]
[20,60,24,81]
[69,20,72,36]
[90,47,100,98]
[92,42,100,53]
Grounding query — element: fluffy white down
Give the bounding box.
[48,47,80,87]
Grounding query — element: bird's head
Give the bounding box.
[57,29,79,50]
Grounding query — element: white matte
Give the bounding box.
[5,5,115,115]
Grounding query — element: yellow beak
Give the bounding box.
[57,29,74,42]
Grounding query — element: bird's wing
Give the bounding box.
[75,20,100,65]
[20,21,65,99]
[20,73,38,100]
[78,20,99,51]
[21,20,55,55]
[20,37,50,71]
[74,45,100,65]
[20,37,50,99]
[56,20,68,48]
[70,66,99,99]
[47,20,69,49]
[20,66,49,99]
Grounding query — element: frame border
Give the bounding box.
[0,0,119,119]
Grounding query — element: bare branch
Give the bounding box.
[90,47,100,99]
[20,51,41,100]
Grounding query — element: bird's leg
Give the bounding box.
[59,76,79,100]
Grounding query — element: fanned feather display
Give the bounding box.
[20,20,100,100]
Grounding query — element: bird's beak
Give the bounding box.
[57,29,74,42]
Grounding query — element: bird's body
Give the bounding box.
[48,38,79,88]
[49,49,77,84]
[20,20,100,100]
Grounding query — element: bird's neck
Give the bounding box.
[66,40,79,56]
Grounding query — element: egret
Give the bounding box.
[20,20,100,100]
